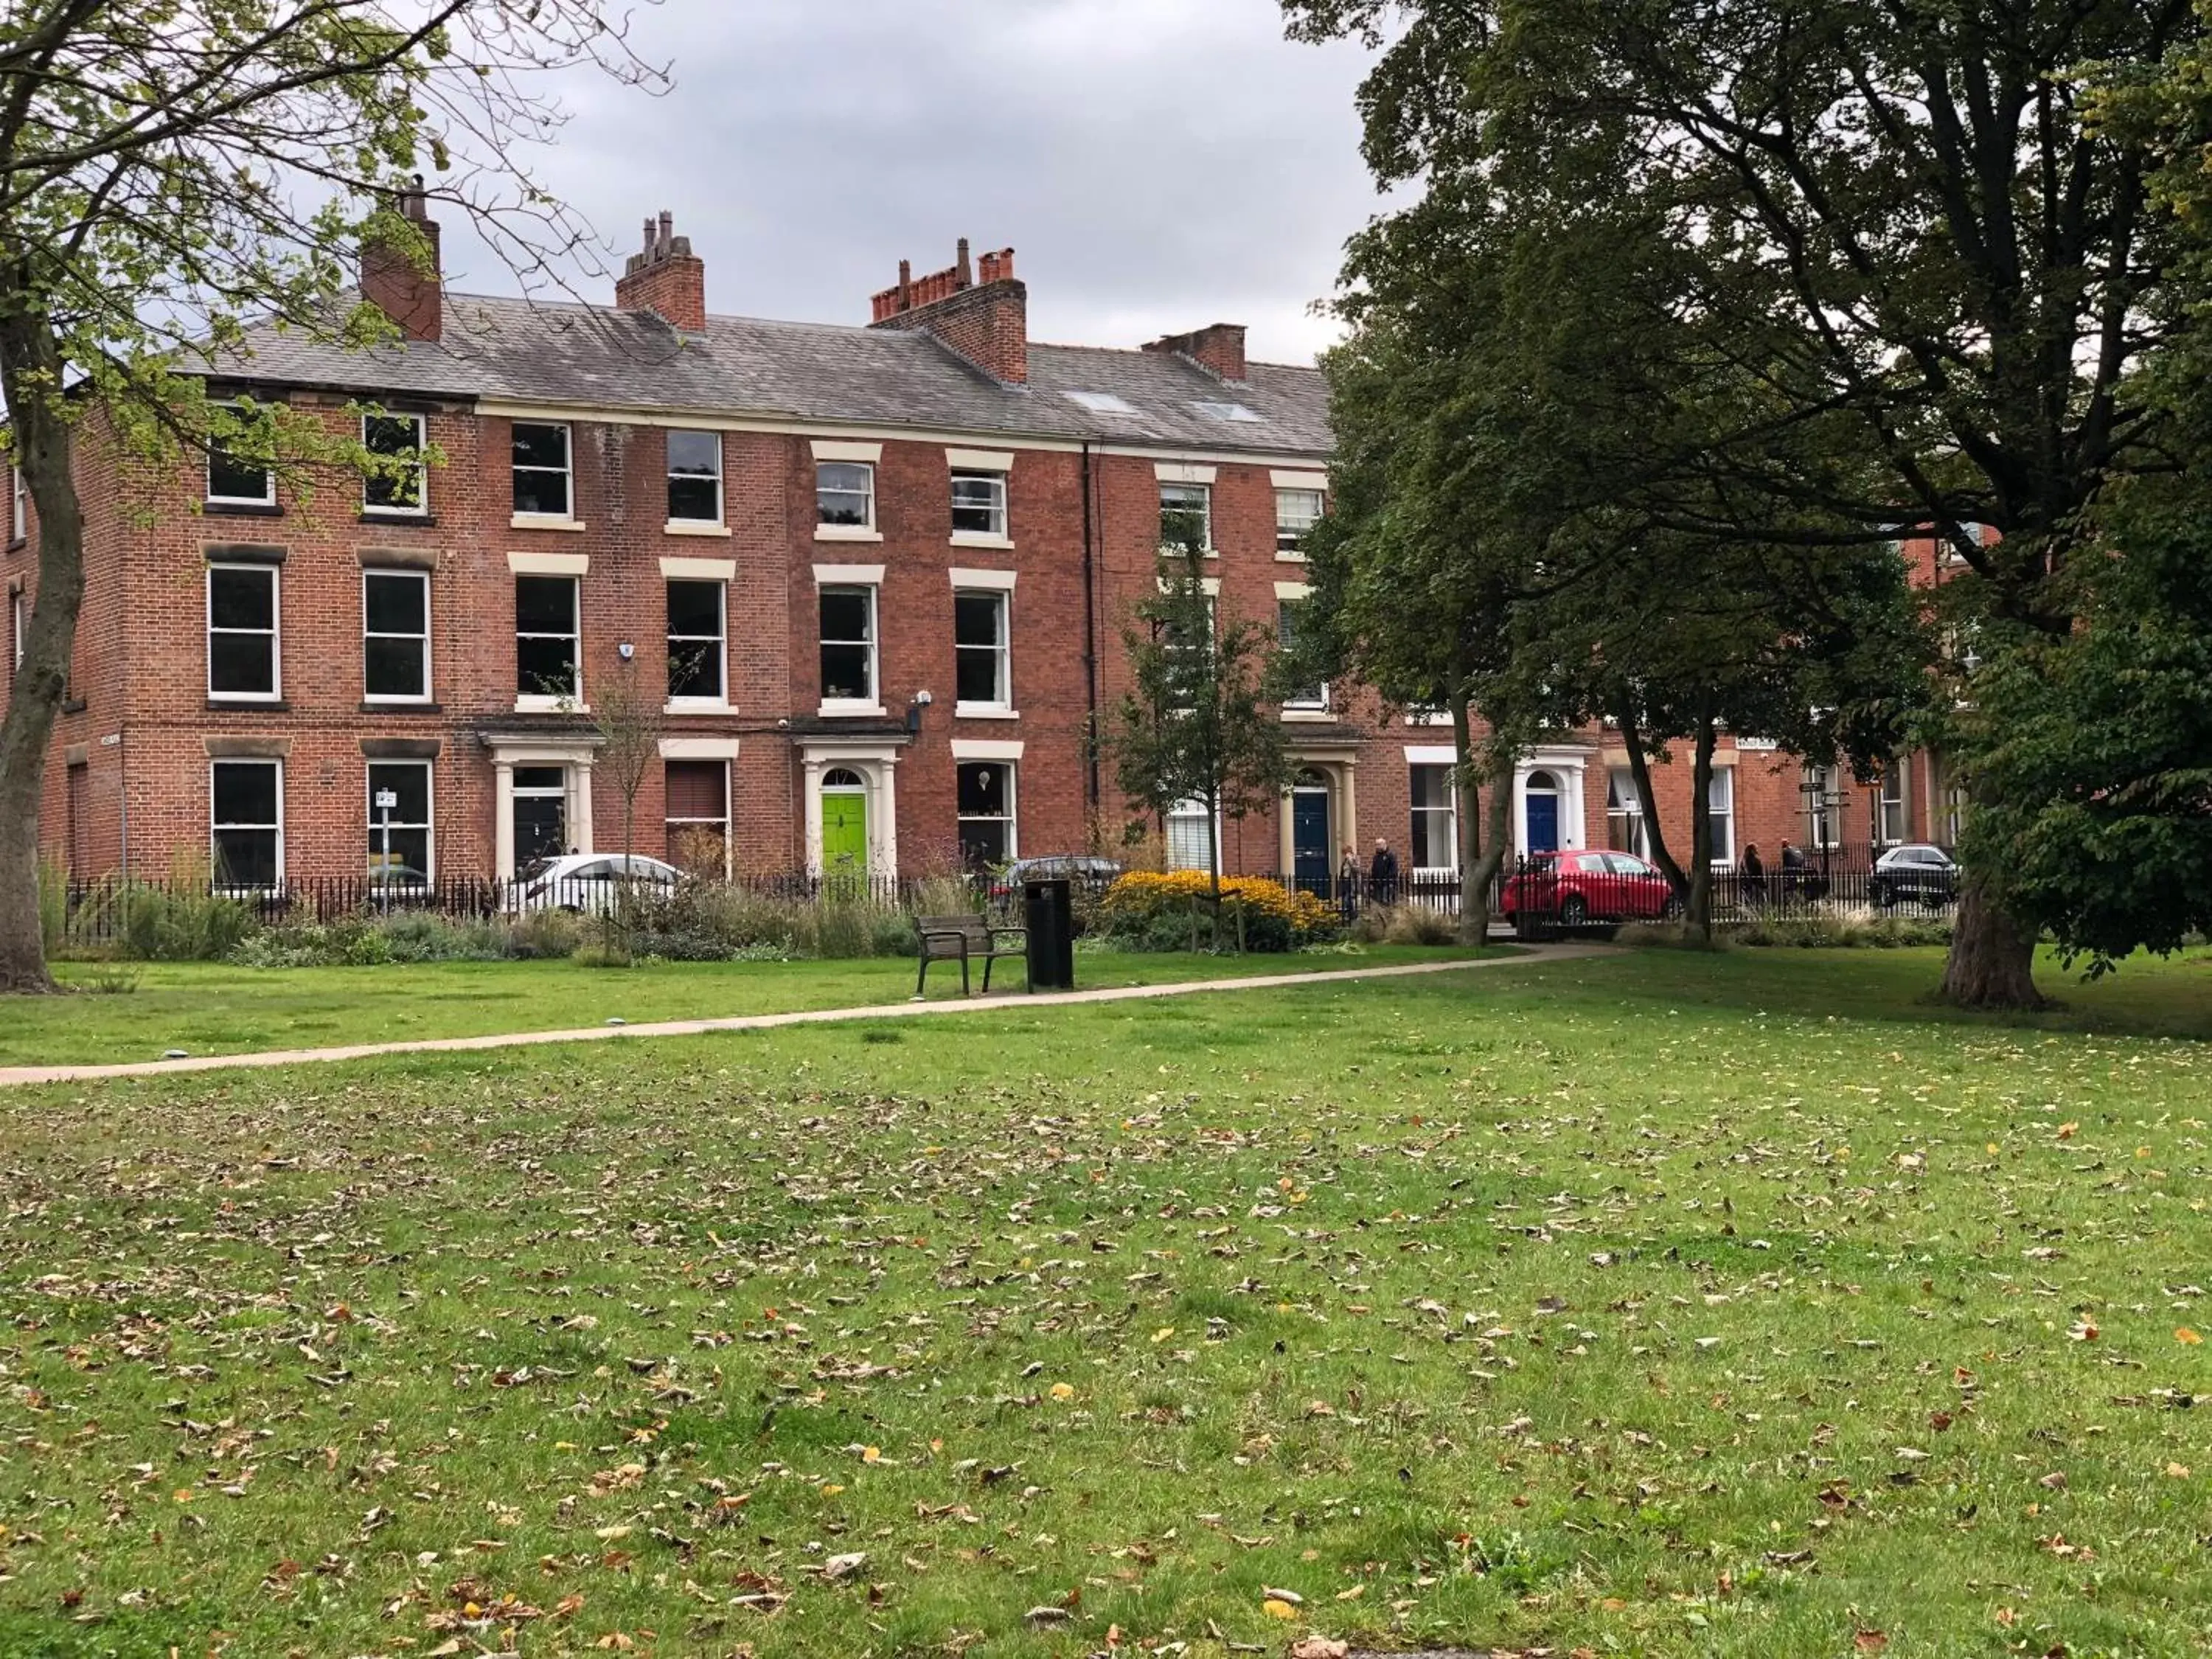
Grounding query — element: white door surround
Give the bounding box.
[1514,745,1593,858]
[800,738,902,877]
[482,732,605,880]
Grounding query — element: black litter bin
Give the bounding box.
[1023,878,1075,992]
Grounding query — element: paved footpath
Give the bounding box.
[0,946,1608,1088]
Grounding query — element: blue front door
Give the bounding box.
[1526,790,1560,854]
[1292,781,1331,894]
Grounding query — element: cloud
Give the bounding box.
[436,0,1382,365]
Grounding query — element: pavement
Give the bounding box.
[0,945,1611,1088]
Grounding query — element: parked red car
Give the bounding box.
[1500,850,1680,925]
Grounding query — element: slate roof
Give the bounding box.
[212,293,1332,458]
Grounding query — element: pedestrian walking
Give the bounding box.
[1741,842,1766,908]
[1368,837,1400,908]
[1338,842,1361,922]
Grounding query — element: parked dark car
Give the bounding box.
[1501,850,1679,925]
[989,855,1124,903]
[1868,844,1958,910]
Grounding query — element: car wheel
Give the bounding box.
[1660,894,1685,922]
[1869,880,1890,909]
[1559,894,1589,927]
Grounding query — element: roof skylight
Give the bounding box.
[1192,400,1263,423]
[1064,390,1138,415]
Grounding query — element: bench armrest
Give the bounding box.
[984,925,1028,948]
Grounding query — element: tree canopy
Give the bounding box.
[0,0,661,990]
[1285,0,2208,1004]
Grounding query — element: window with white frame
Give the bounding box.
[1708,767,1736,865]
[666,579,726,702]
[11,462,25,539]
[1410,765,1458,870]
[363,569,431,702]
[1158,588,1215,712]
[953,590,1010,711]
[957,761,1015,868]
[664,759,730,869]
[950,470,1006,538]
[366,760,432,886]
[514,574,579,699]
[1879,759,1908,845]
[205,408,274,507]
[1166,798,1215,871]
[211,759,282,889]
[511,422,572,517]
[1159,482,1211,552]
[207,563,279,699]
[1276,487,1323,555]
[1276,597,1326,709]
[818,584,877,705]
[1605,768,1646,857]
[816,462,874,529]
[362,412,427,515]
[667,430,723,524]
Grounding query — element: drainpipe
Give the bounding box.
[1081,440,1101,811]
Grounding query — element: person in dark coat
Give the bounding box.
[1780,838,1806,902]
[1740,842,1767,907]
[1368,837,1400,907]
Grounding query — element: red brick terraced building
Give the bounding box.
[3,204,1958,898]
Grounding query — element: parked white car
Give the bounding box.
[509,853,684,914]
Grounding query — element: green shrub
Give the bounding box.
[119,881,254,961]
[507,909,586,960]
[571,942,633,969]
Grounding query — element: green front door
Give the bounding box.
[822,786,869,884]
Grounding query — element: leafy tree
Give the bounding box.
[0,1,660,992]
[1307,167,1921,943]
[1962,470,2212,968]
[1284,0,2205,1007]
[1296,197,1554,946]
[1106,540,1295,936]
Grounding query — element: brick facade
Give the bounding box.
[6,217,1937,894]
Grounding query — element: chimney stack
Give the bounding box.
[616,209,708,333]
[869,237,1027,386]
[1143,322,1248,384]
[360,175,443,343]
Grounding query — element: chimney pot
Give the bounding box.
[866,234,1026,383]
[614,207,706,330]
[361,181,442,341]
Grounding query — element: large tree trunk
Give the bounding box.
[1683,709,1716,944]
[0,305,86,994]
[1618,699,1719,944]
[1941,874,2044,1010]
[1450,692,1514,945]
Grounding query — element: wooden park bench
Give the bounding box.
[914,914,1028,998]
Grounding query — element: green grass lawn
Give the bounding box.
[10,945,1497,1069]
[3,947,2210,1658]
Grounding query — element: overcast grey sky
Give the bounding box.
[439,0,1385,366]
